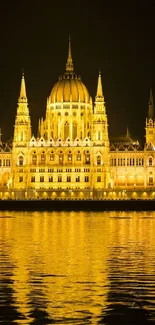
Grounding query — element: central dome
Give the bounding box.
[49,38,90,104]
[50,74,90,103]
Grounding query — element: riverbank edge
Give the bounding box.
[0,199,155,211]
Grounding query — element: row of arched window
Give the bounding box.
[18,152,103,166]
[29,175,92,183]
[0,158,11,167]
[110,157,153,167]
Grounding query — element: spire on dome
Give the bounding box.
[66,36,74,72]
[19,72,27,103]
[148,87,154,118]
[95,71,104,102]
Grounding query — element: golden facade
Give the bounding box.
[0,40,154,200]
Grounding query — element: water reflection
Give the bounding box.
[0,211,155,324]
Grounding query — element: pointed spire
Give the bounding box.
[19,72,27,103]
[66,35,74,72]
[148,87,154,118]
[126,126,130,138]
[37,119,41,138]
[96,71,104,102]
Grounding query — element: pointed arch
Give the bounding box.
[148,156,153,166]
[72,122,77,139]
[64,121,69,139]
[18,155,24,166]
[98,130,101,140]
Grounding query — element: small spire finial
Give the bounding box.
[126,126,130,138]
[66,35,74,72]
[96,71,104,101]
[148,87,154,118]
[19,72,27,102]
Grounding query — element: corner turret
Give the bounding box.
[13,73,31,144]
[148,87,154,119]
[93,71,109,145]
[145,87,155,146]
[12,73,32,195]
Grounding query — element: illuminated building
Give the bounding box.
[0,39,154,200]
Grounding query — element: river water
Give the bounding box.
[0,210,155,325]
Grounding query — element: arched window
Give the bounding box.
[41,151,46,162]
[6,159,10,166]
[148,157,153,166]
[67,175,71,182]
[58,175,62,182]
[64,122,69,139]
[59,153,64,164]
[98,130,101,140]
[97,156,101,165]
[72,123,77,139]
[68,152,72,161]
[50,151,54,161]
[20,131,24,141]
[149,176,154,185]
[19,156,24,166]
[32,152,37,165]
[76,151,81,161]
[49,176,53,182]
[85,152,90,164]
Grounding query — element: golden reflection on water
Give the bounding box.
[0,210,155,324]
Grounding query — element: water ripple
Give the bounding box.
[0,210,155,324]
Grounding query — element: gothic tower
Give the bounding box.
[92,72,110,190]
[12,74,32,196]
[13,73,31,145]
[93,71,109,147]
[145,88,155,146]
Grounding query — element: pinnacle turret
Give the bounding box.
[66,36,74,72]
[148,87,154,119]
[13,73,31,145]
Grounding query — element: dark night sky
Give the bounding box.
[0,1,154,143]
